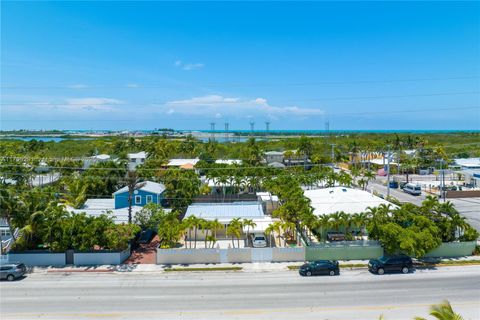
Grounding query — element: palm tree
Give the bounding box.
[0,188,26,241]
[182,216,197,248]
[242,219,257,242]
[414,300,464,320]
[207,219,223,248]
[61,176,88,209]
[226,218,243,248]
[125,171,146,224]
[265,221,282,247]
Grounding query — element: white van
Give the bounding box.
[251,233,267,248]
[403,183,422,196]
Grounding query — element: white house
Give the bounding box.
[167,158,200,169]
[184,202,275,242]
[127,151,147,170]
[454,158,480,170]
[264,151,284,164]
[83,154,112,169]
[304,187,395,216]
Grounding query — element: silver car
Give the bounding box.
[0,262,27,281]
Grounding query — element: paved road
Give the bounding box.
[368,181,480,232]
[1,266,479,320]
[448,198,480,232]
[368,180,426,205]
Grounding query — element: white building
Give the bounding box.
[454,158,480,170]
[127,151,147,171]
[83,154,112,169]
[264,151,284,164]
[167,158,200,169]
[184,202,276,242]
[304,187,395,216]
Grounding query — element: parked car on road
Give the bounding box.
[0,262,27,281]
[250,233,267,248]
[388,181,399,188]
[403,183,422,196]
[368,255,413,275]
[299,260,339,276]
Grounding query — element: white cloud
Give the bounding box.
[156,95,323,119]
[65,98,123,111]
[174,60,204,71]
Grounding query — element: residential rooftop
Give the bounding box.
[304,187,395,216]
[185,201,265,222]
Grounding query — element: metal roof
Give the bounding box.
[185,202,265,221]
[113,181,166,195]
[167,158,200,166]
[304,187,395,216]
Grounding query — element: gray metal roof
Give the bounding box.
[113,181,166,195]
[184,202,265,221]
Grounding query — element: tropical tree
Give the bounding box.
[414,300,464,320]
[61,175,88,209]
[226,218,243,248]
[242,219,257,241]
[124,170,146,224]
[265,221,283,247]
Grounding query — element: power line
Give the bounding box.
[2,91,479,106]
[2,75,478,89]
[2,106,478,123]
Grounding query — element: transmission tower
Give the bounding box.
[224,122,229,143]
[249,122,255,136]
[210,122,215,141]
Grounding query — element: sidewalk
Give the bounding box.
[30,255,480,274]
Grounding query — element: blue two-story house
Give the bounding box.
[113,181,166,209]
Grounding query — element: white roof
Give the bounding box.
[268,162,285,168]
[91,154,110,160]
[304,187,395,216]
[454,158,480,169]
[185,202,265,222]
[242,217,278,233]
[113,181,166,195]
[215,159,242,165]
[167,158,200,166]
[69,199,171,224]
[83,198,115,209]
[367,158,398,166]
[264,151,284,155]
[128,151,147,159]
[256,192,279,202]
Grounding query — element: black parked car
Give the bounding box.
[299,260,339,277]
[368,255,413,275]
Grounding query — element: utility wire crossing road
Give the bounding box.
[1,266,479,320]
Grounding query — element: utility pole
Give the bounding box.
[438,159,446,202]
[330,143,336,166]
[386,148,391,198]
[224,122,229,143]
[210,122,215,141]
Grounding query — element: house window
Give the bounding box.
[0,229,11,237]
[130,158,136,163]
[146,195,153,203]
[135,195,142,205]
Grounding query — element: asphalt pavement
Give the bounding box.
[367,180,480,232]
[1,266,479,320]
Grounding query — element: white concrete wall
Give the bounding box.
[74,248,131,265]
[8,252,66,266]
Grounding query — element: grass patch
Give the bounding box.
[164,267,243,272]
[419,260,480,267]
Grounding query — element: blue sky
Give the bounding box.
[1,1,479,131]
